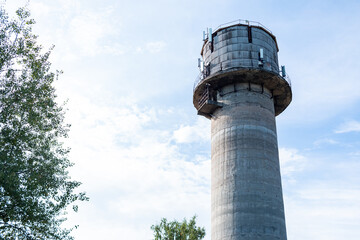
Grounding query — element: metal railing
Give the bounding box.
[193,67,292,92]
[193,73,203,91]
[198,86,209,109]
[284,73,292,88]
[212,19,273,35]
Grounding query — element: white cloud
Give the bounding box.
[349,151,360,156]
[298,187,360,201]
[285,185,360,240]
[30,2,50,16]
[58,94,211,239]
[172,118,210,144]
[68,9,119,56]
[146,41,167,53]
[5,1,360,240]
[58,0,80,10]
[279,148,306,177]
[335,120,360,133]
[102,44,126,55]
[313,138,338,146]
[136,41,167,54]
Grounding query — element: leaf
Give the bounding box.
[151,216,205,240]
[0,6,87,240]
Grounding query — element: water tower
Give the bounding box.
[193,20,291,240]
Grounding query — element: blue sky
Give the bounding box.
[3,0,360,239]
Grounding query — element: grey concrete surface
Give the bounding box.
[211,85,287,240]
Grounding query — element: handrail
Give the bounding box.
[198,87,209,109]
[193,67,292,92]
[212,19,273,35]
[194,73,202,91]
[284,73,292,88]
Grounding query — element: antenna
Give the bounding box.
[258,48,264,67]
[281,65,286,77]
[209,28,213,42]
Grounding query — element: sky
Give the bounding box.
[2,0,360,239]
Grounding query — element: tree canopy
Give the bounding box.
[0,6,87,240]
[151,216,206,240]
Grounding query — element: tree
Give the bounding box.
[151,216,206,240]
[0,6,87,240]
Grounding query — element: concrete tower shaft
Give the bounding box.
[193,20,291,240]
[211,85,286,240]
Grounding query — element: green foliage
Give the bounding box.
[151,216,206,240]
[0,6,88,240]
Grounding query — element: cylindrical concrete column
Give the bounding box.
[211,84,287,240]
